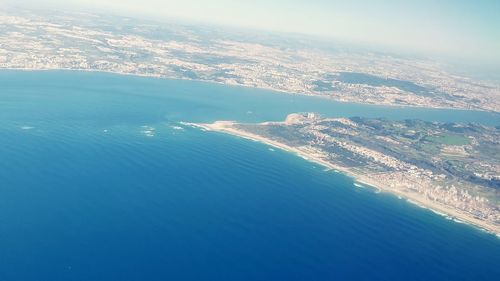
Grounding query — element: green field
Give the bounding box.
[424,134,470,145]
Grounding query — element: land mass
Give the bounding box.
[192,113,500,235]
[1,8,499,112]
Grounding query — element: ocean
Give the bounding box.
[1,70,499,280]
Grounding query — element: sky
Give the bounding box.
[3,0,500,64]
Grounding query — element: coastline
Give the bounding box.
[0,67,491,113]
[190,121,500,237]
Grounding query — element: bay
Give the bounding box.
[0,70,499,280]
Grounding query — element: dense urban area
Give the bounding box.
[1,9,499,112]
[200,113,500,233]
[2,8,499,233]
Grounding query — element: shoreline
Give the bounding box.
[190,121,500,237]
[0,67,493,113]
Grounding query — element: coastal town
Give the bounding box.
[1,7,500,235]
[195,113,500,234]
[1,9,499,112]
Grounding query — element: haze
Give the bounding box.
[3,0,500,64]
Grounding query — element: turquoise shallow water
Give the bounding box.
[0,70,499,280]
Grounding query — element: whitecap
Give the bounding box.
[141,126,156,137]
[353,183,365,188]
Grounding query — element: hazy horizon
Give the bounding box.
[2,0,500,70]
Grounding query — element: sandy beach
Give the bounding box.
[191,121,500,237]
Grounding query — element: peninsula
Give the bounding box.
[193,113,500,235]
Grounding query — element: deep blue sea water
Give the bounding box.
[1,70,499,280]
